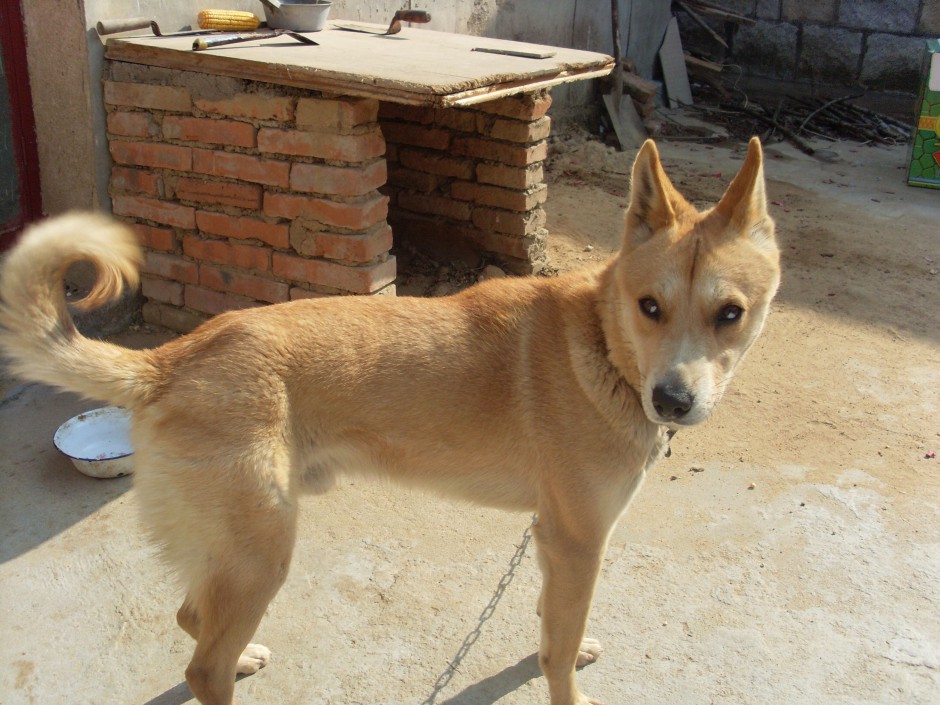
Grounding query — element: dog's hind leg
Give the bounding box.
[533,510,610,705]
[181,504,297,705]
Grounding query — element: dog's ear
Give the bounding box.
[624,140,679,247]
[708,137,775,251]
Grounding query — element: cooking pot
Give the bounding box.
[260,0,331,32]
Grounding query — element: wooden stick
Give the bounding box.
[796,94,858,135]
[728,103,816,156]
[682,0,756,24]
[676,1,728,48]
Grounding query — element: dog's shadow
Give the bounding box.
[143,658,541,705]
[426,652,542,705]
[143,520,540,705]
[143,673,257,705]
[141,680,194,705]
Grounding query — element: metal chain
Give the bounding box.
[420,515,536,705]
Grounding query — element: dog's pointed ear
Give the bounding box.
[624,140,678,247]
[708,137,775,251]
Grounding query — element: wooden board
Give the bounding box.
[104,22,614,107]
[658,17,693,109]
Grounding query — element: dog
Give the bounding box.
[0,138,779,705]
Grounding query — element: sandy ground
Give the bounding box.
[1,127,938,705]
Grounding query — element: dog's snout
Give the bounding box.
[652,383,694,420]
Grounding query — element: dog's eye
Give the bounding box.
[717,304,744,325]
[639,297,661,321]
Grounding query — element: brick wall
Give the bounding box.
[680,0,939,93]
[104,61,551,332]
[378,91,552,274]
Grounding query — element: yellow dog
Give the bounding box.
[0,138,779,705]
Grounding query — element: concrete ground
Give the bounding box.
[2,134,939,705]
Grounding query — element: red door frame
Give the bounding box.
[0,0,43,249]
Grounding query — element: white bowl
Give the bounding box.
[54,407,134,478]
[264,1,331,32]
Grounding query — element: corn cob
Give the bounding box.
[197,10,260,31]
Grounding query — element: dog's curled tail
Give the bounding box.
[0,212,156,407]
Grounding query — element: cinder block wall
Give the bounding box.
[680,0,939,93]
[103,61,551,332]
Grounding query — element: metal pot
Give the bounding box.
[260,0,332,32]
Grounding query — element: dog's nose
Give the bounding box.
[652,383,694,420]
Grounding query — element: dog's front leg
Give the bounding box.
[533,512,609,705]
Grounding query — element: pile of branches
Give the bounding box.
[722,94,911,155]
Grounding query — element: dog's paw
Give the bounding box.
[576,638,603,668]
[236,643,271,675]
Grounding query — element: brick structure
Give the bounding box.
[103,62,552,332]
[379,92,551,274]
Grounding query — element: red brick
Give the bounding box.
[397,191,472,221]
[199,263,289,303]
[264,192,388,230]
[195,211,290,249]
[257,126,385,162]
[192,149,289,187]
[387,165,439,192]
[477,162,544,189]
[141,275,184,306]
[162,116,256,148]
[132,224,176,252]
[474,92,552,120]
[379,106,478,130]
[393,210,544,265]
[183,235,271,271]
[471,206,546,237]
[451,137,547,166]
[195,93,295,121]
[289,159,386,197]
[399,148,474,179]
[450,182,547,212]
[142,302,205,333]
[431,107,480,133]
[378,102,433,123]
[112,195,196,229]
[184,285,260,316]
[388,209,479,247]
[290,223,393,263]
[296,96,379,133]
[142,252,198,284]
[289,287,328,300]
[107,111,155,138]
[381,183,400,207]
[103,81,192,112]
[111,166,161,196]
[470,227,546,261]
[272,252,396,294]
[110,140,192,171]
[487,116,552,143]
[171,177,262,209]
[381,122,452,150]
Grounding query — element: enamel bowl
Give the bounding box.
[54,407,134,478]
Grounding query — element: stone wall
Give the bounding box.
[679,0,939,93]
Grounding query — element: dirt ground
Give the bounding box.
[1,124,938,705]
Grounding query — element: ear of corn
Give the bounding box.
[197,10,260,31]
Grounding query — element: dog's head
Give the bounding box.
[613,137,781,427]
